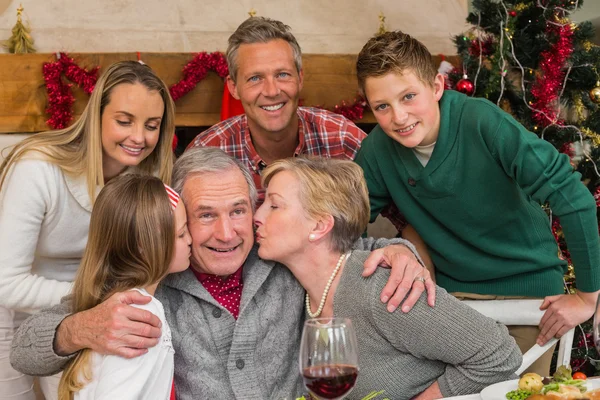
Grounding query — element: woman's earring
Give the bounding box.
[308,234,316,242]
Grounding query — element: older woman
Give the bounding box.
[253,157,521,400]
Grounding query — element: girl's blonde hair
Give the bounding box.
[57,174,176,399]
[0,61,175,204]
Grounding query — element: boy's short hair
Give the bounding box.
[356,31,438,95]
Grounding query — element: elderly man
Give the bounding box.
[12,148,429,399]
[189,16,435,303]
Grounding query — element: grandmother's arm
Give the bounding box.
[355,236,435,312]
[371,285,521,398]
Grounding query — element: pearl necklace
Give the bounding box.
[306,252,349,318]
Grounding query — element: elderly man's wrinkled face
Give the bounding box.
[182,168,255,276]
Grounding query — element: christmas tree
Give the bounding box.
[3,4,36,54]
[449,0,600,374]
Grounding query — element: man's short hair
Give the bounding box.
[356,31,438,95]
[172,148,258,210]
[226,17,302,83]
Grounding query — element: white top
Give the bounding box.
[76,288,174,400]
[0,158,93,313]
[412,141,437,167]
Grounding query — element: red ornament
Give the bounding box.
[509,10,517,17]
[456,76,474,96]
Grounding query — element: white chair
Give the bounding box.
[462,299,575,375]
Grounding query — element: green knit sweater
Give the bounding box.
[356,90,600,297]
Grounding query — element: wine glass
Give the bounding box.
[299,317,359,400]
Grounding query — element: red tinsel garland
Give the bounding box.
[169,52,368,121]
[44,51,369,133]
[329,98,368,121]
[530,22,574,127]
[169,52,228,101]
[42,53,99,129]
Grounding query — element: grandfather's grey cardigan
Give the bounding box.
[11,239,410,399]
[334,251,522,399]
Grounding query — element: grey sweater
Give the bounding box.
[10,238,411,399]
[333,251,522,399]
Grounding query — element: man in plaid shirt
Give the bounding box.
[186,16,434,275]
[187,17,366,206]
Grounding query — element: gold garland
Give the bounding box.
[514,3,531,12]
[573,94,585,122]
[581,127,600,147]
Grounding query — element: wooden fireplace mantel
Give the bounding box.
[0,53,459,133]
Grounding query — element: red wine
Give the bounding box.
[302,364,358,399]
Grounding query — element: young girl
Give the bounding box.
[0,61,175,399]
[57,174,191,400]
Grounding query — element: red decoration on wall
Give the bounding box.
[43,53,99,129]
[330,98,368,121]
[44,51,371,133]
[169,52,229,101]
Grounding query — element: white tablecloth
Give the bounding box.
[443,395,481,400]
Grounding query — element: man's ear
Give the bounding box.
[226,75,241,100]
[309,214,335,242]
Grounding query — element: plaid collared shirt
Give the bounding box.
[187,107,366,203]
[186,106,407,231]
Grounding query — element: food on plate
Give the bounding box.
[573,373,588,381]
[506,366,591,400]
[519,373,544,392]
[523,388,600,399]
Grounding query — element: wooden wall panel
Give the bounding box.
[0,53,459,133]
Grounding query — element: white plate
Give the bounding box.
[480,378,600,400]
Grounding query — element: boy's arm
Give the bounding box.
[402,224,435,280]
[486,113,600,344]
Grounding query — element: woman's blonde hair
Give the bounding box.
[57,174,176,400]
[261,157,370,253]
[0,61,175,204]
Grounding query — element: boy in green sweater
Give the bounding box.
[355,30,600,375]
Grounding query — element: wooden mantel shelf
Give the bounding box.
[0,53,458,134]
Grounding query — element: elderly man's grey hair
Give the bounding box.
[172,147,258,210]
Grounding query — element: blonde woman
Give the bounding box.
[0,61,175,400]
[253,157,521,399]
[58,174,190,400]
